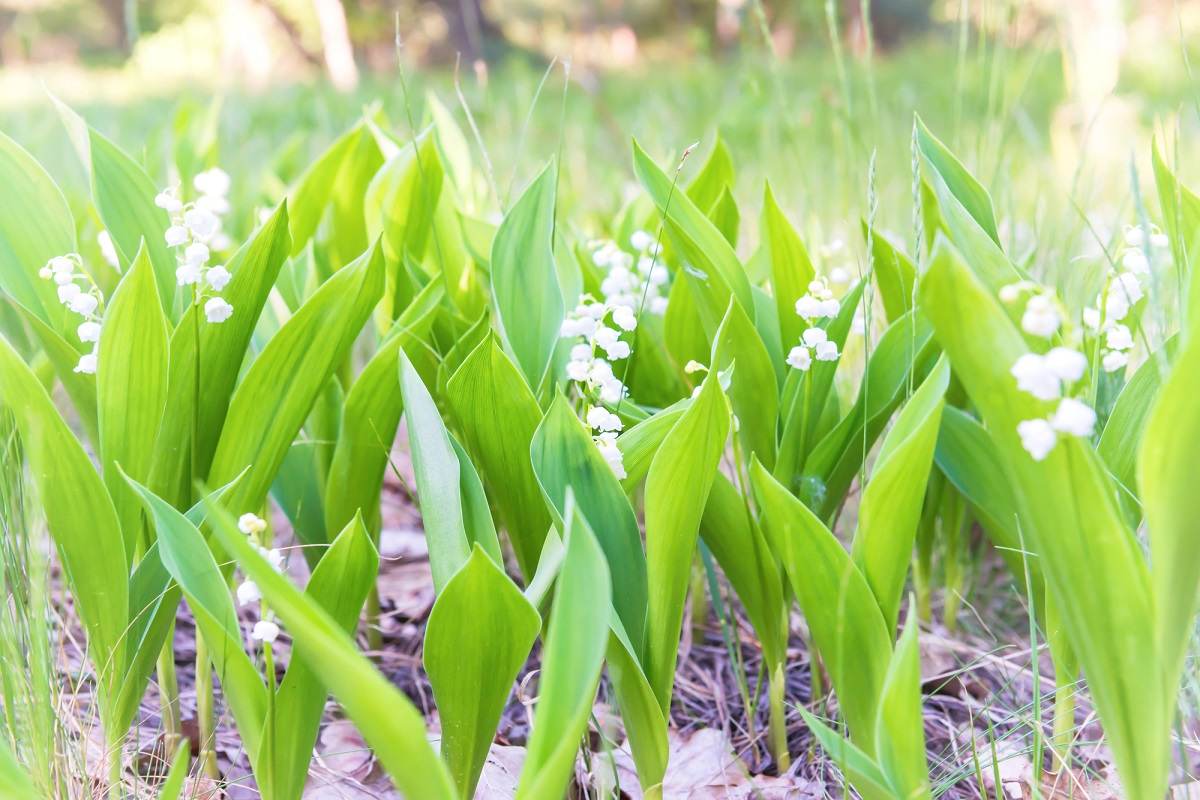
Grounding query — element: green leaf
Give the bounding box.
[324,282,443,537]
[797,707,893,800]
[287,121,364,256]
[399,347,473,591]
[490,160,562,389]
[156,744,190,800]
[632,140,753,319]
[207,241,384,516]
[711,297,778,469]
[151,203,292,507]
[707,185,740,247]
[54,98,176,316]
[260,514,379,800]
[605,617,669,794]
[98,243,169,554]
[685,137,734,214]
[0,130,75,336]
[446,335,551,578]
[851,357,949,634]
[644,371,729,707]
[516,499,610,799]
[864,226,916,323]
[1140,330,1200,719]
[0,335,127,694]
[201,496,456,799]
[425,547,540,798]
[124,475,268,761]
[0,737,37,799]
[915,116,999,244]
[761,181,815,351]
[530,393,648,650]
[751,460,891,752]
[920,237,1164,800]
[873,614,931,800]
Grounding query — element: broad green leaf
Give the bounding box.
[0,335,126,692]
[490,160,561,389]
[632,140,753,317]
[156,745,190,800]
[425,547,540,798]
[446,335,550,578]
[707,185,740,247]
[698,473,786,668]
[125,476,267,761]
[915,116,999,244]
[751,461,891,751]
[0,131,74,335]
[1151,138,1200,330]
[324,282,442,537]
[287,121,363,255]
[1140,330,1200,719]
[663,271,711,373]
[531,394,648,649]
[260,514,379,800]
[921,237,1164,800]
[711,297,777,468]
[55,98,176,315]
[200,497,456,799]
[852,357,949,634]
[685,137,733,214]
[98,243,169,555]
[5,301,97,444]
[605,617,669,795]
[873,614,931,800]
[207,241,384,515]
[762,181,815,351]
[399,347,472,591]
[0,737,36,799]
[326,123,384,270]
[644,372,729,707]
[865,226,916,323]
[797,707,893,800]
[151,203,292,507]
[801,309,938,518]
[516,500,610,800]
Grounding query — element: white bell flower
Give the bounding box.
[251,619,280,644]
[97,230,120,268]
[1102,350,1129,373]
[236,580,261,607]
[184,208,220,241]
[77,321,101,343]
[175,263,202,286]
[238,513,267,535]
[1010,353,1060,401]
[1020,294,1060,338]
[1043,347,1087,382]
[630,230,654,252]
[1122,249,1149,275]
[154,189,183,213]
[611,305,637,332]
[786,345,812,371]
[74,351,97,375]
[1017,418,1057,461]
[165,225,189,247]
[814,340,840,361]
[194,167,231,198]
[204,297,233,323]
[802,327,828,347]
[57,283,81,305]
[1050,397,1097,438]
[1106,324,1134,351]
[206,265,232,291]
[68,293,99,316]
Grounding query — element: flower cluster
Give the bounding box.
[1010,348,1096,460]
[235,513,284,647]
[561,298,635,478]
[590,231,670,315]
[38,253,104,374]
[1078,225,1164,372]
[786,277,841,371]
[1000,281,1064,339]
[157,167,234,324]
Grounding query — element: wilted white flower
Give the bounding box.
[1050,397,1097,438]
[1010,353,1061,401]
[77,321,101,343]
[786,345,812,371]
[204,297,233,323]
[74,351,97,375]
[1017,418,1057,461]
[206,265,232,291]
[238,513,267,535]
[251,619,280,644]
[236,580,261,607]
[1020,294,1060,338]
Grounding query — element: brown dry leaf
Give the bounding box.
[474,744,527,798]
[973,736,1033,800]
[379,527,427,559]
[316,719,375,782]
[375,560,435,621]
[181,775,223,800]
[1172,781,1200,799]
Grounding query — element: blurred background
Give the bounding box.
[0,0,1196,285]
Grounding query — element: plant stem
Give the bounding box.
[768,661,790,772]
[195,634,218,779]
[156,630,181,747]
[1049,685,1075,774]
